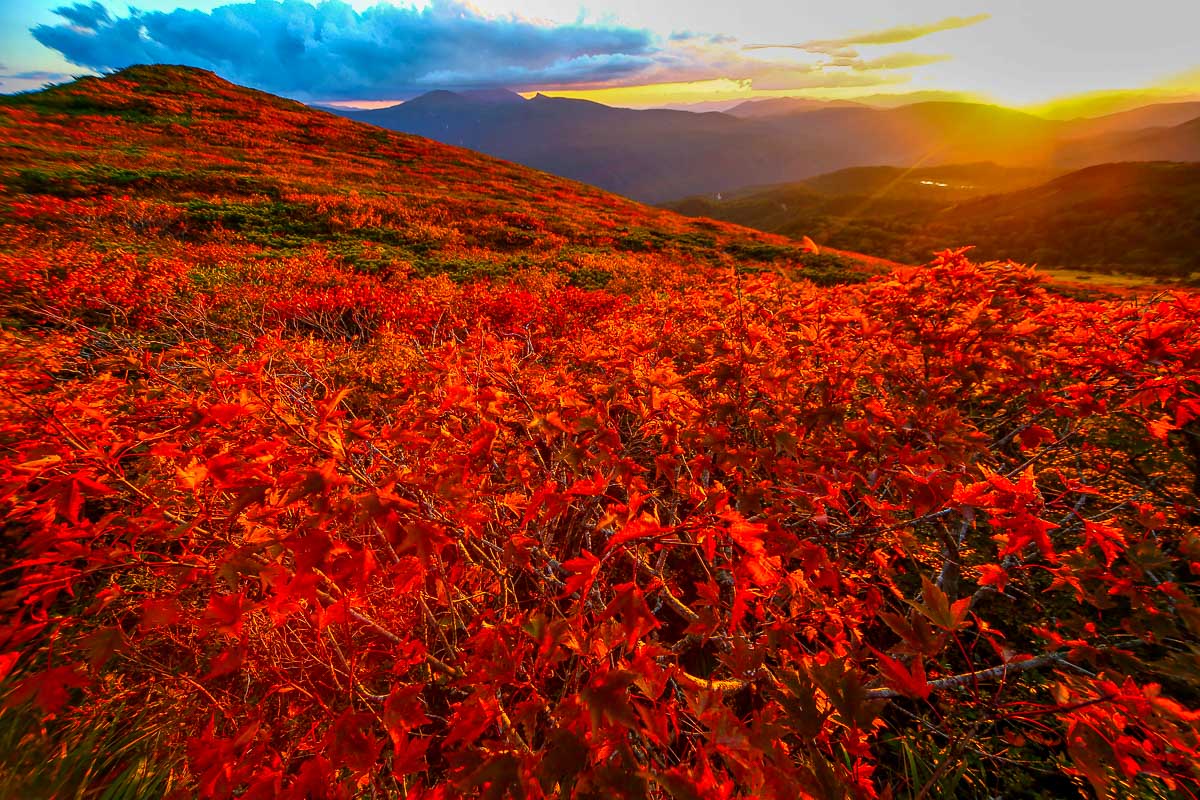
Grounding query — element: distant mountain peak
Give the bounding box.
[455,88,525,104]
[726,96,865,119]
[405,88,525,108]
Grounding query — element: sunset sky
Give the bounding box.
[2,0,1198,113]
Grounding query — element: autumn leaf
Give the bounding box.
[140,598,183,630]
[1018,424,1055,450]
[175,458,208,490]
[81,627,124,670]
[561,549,601,598]
[1084,521,1127,566]
[204,592,249,637]
[872,649,930,700]
[202,646,246,680]
[324,710,382,775]
[601,581,661,649]
[581,669,639,730]
[0,652,20,684]
[977,564,1009,593]
[6,665,89,715]
[914,575,971,630]
[200,402,252,427]
[604,515,666,553]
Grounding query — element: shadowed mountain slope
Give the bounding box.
[667,161,1200,278]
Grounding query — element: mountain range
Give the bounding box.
[334,91,1200,202]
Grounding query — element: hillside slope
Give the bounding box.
[2,66,1200,800]
[1059,116,1200,166]
[933,161,1200,272]
[1,65,845,286]
[1059,101,1200,138]
[669,161,1200,277]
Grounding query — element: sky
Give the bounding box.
[2,0,1199,112]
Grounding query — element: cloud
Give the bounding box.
[28,0,952,100]
[797,44,860,59]
[671,31,736,45]
[828,52,953,72]
[0,69,75,91]
[750,71,911,92]
[50,2,112,30]
[0,70,73,81]
[30,0,659,99]
[590,28,927,95]
[746,13,990,53]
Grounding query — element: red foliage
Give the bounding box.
[1,66,1199,799]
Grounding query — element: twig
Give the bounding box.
[867,652,1065,699]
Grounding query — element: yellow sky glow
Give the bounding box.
[520,79,750,106]
[520,80,992,109]
[519,68,1200,114]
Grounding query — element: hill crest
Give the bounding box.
[1,64,873,288]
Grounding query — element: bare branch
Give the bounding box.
[868,653,1065,699]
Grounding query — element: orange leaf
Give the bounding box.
[873,649,930,700]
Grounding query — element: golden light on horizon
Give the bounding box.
[519,79,994,109]
[320,99,405,110]
[519,79,752,107]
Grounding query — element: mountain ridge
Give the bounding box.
[334,89,1200,202]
